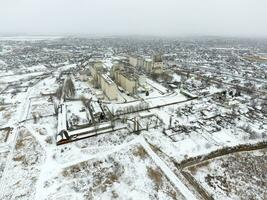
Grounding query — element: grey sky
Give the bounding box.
[0,0,267,37]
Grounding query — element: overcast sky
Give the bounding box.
[0,0,267,37]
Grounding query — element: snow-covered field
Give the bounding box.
[0,129,9,144]
[0,105,18,127]
[185,149,267,200]
[43,141,186,200]
[0,151,9,180]
[0,128,45,200]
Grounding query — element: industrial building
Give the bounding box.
[111,61,150,95]
[90,61,118,100]
[90,61,104,88]
[129,56,138,67]
[143,58,153,73]
[129,55,163,74]
[100,74,118,100]
[129,55,144,67]
[114,70,138,95]
[152,55,164,74]
[90,60,150,99]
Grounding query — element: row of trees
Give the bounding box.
[55,76,75,100]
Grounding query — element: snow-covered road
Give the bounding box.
[140,138,197,200]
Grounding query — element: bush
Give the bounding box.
[45,136,53,144]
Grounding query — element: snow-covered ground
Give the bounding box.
[185,149,266,200]
[0,128,45,200]
[0,38,266,200]
[42,138,188,200]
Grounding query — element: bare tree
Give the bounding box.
[54,102,58,115]
[56,85,63,100]
[32,112,38,124]
[64,76,75,98]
